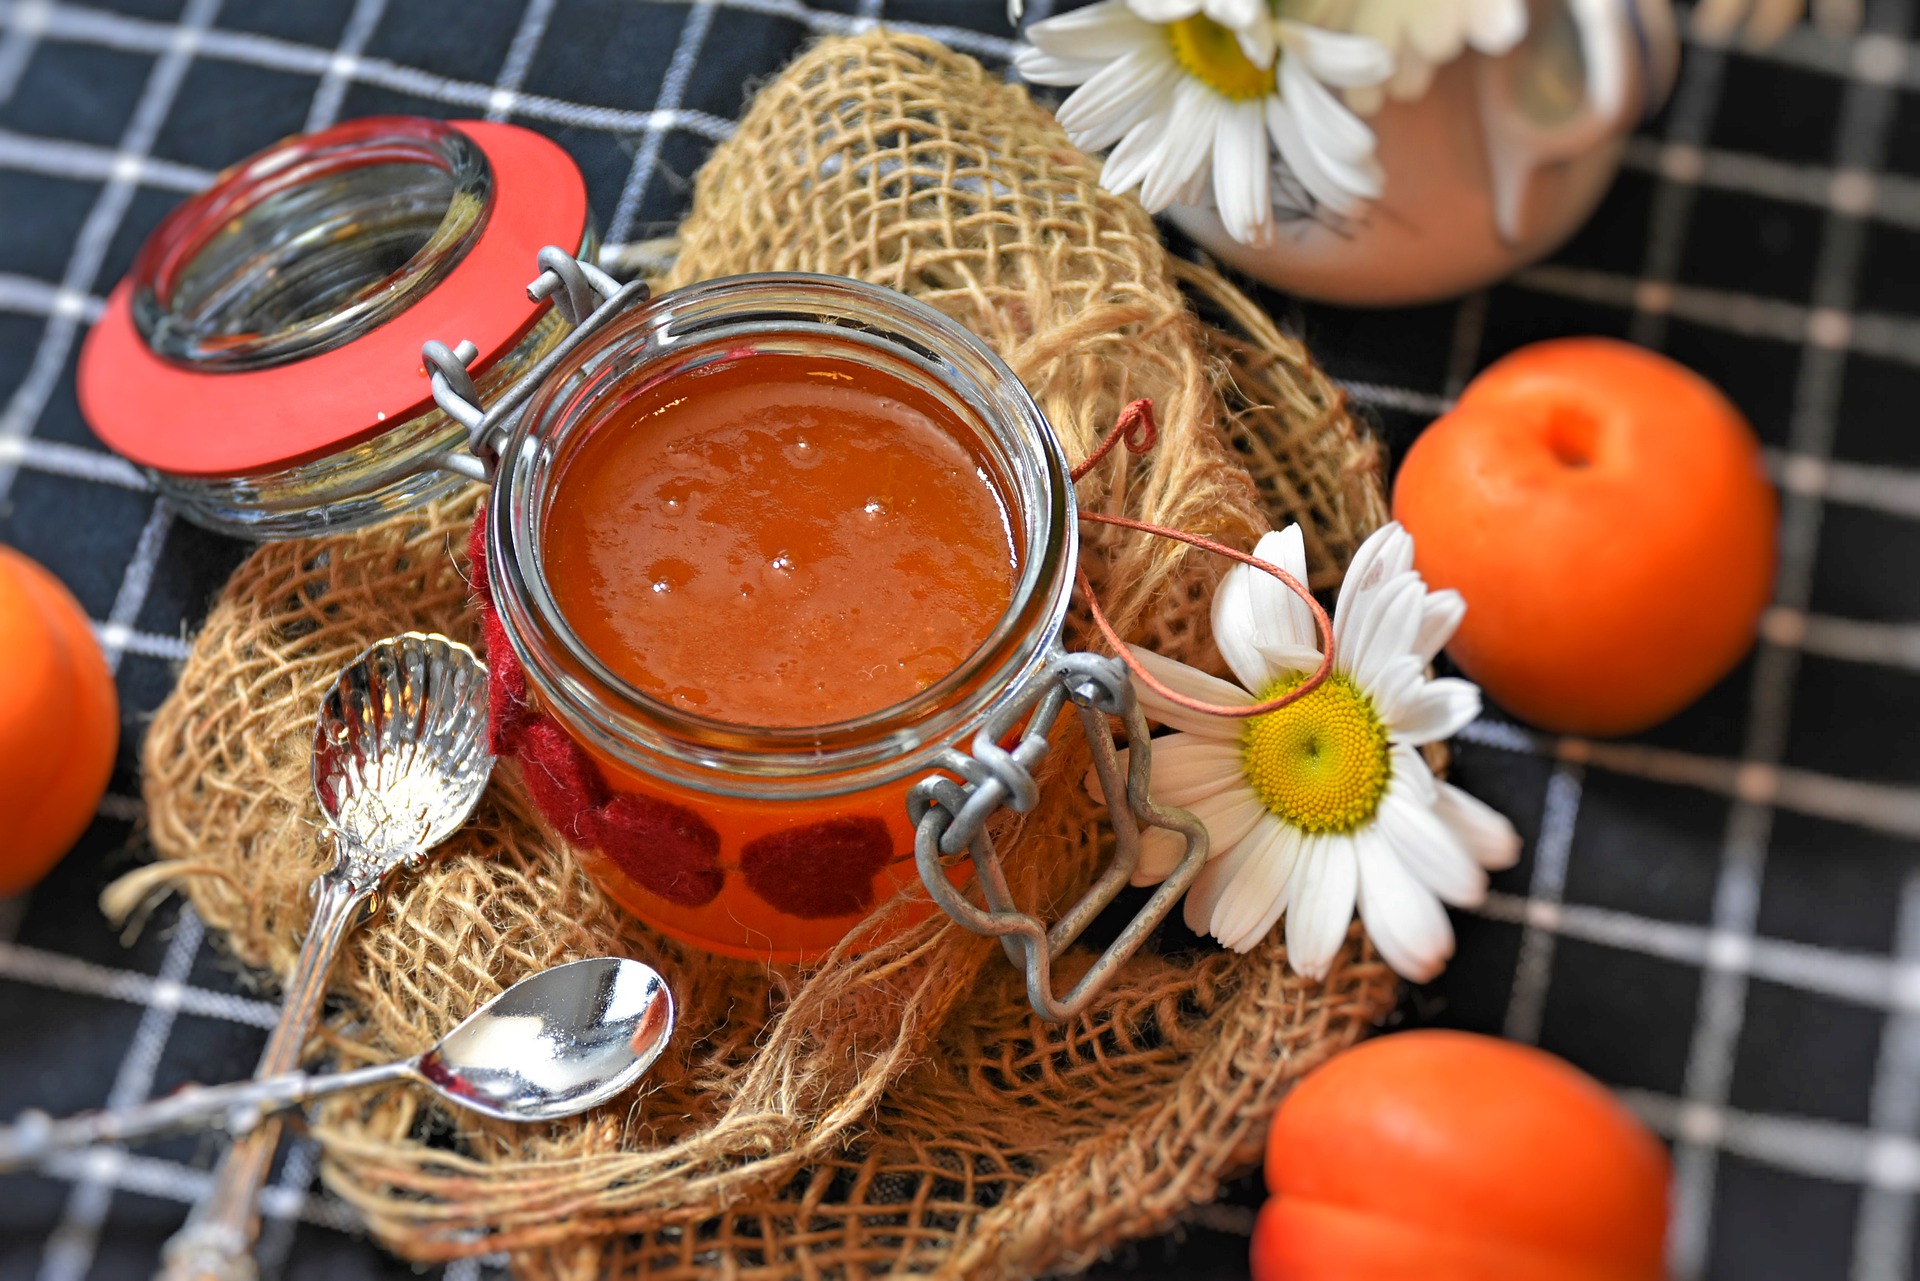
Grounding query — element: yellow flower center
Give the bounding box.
[1165,15,1275,101]
[1241,672,1392,834]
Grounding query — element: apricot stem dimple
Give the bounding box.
[1544,404,1600,470]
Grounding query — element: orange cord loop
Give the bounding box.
[1070,399,1159,483]
[1072,403,1335,719]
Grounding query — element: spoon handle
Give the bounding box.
[0,1060,413,1169]
[156,866,374,1281]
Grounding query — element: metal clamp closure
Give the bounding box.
[909,650,1209,1023]
[423,246,651,482]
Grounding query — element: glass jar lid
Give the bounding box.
[77,116,588,479]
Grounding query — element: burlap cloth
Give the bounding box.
[124,32,1399,1280]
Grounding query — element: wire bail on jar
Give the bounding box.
[421,248,641,483]
[907,650,1211,1023]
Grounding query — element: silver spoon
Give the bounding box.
[0,957,673,1167]
[160,632,495,1281]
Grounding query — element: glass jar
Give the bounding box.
[482,275,1078,960]
[77,116,592,538]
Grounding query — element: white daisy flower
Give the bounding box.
[1336,0,1529,110]
[1014,1,1392,239]
[1096,521,1522,982]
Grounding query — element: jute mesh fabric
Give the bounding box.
[125,33,1398,1279]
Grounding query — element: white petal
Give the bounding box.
[1074,70,1180,152]
[1261,644,1328,680]
[1135,786,1269,884]
[1031,0,1161,57]
[1334,522,1414,638]
[1299,128,1384,210]
[1344,82,1385,116]
[1281,59,1384,164]
[1345,573,1426,692]
[1128,0,1204,20]
[1175,163,1213,209]
[1188,786,1270,856]
[1413,589,1466,664]
[1196,818,1304,949]
[1387,676,1481,746]
[1097,734,1248,808]
[1204,0,1265,29]
[1377,785,1487,907]
[1125,644,1253,738]
[1435,780,1523,871]
[1284,836,1358,979]
[1248,524,1321,654]
[1100,109,1175,200]
[1348,0,1408,45]
[1183,813,1288,936]
[1279,21,1394,87]
[1406,0,1468,62]
[1058,45,1178,140]
[1014,48,1112,85]
[1147,734,1251,802]
[1211,99,1273,245]
[1386,52,1438,101]
[1278,59,1383,207]
[1266,95,1352,218]
[1237,20,1279,69]
[1336,563,1413,665]
[1139,79,1221,212]
[1213,554,1276,694]
[1368,654,1427,729]
[1467,0,1528,54]
[1216,524,1325,690]
[1390,740,1437,806]
[1135,824,1190,885]
[1354,825,1455,982]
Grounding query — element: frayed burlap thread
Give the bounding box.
[129,32,1395,1280]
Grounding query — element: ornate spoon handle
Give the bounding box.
[155,868,373,1281]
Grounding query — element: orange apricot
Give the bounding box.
[0,546,118,894]
[1392,338,1777,736]
[1254,1030,1670,1281]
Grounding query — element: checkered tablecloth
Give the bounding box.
[0,0,1914,1276]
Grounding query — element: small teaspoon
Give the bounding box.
[0,957,674,1166]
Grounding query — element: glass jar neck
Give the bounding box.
[488,273,1078,801]
[131,116,493,372]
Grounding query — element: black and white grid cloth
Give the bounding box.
[0,0,1915,1277]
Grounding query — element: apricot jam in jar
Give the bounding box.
[484,275,1076,960]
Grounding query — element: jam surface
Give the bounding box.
[543,349,1018,728]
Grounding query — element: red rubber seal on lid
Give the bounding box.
[77,120,588,478]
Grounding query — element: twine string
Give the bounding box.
[1073,402,1336,719]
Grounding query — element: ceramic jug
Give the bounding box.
[1170,0,1680,307]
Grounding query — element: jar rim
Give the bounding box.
[131,116,491,372]
[487,273,1079,799]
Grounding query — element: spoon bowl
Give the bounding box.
[313,631,494,862]
[418,957,676,1121]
